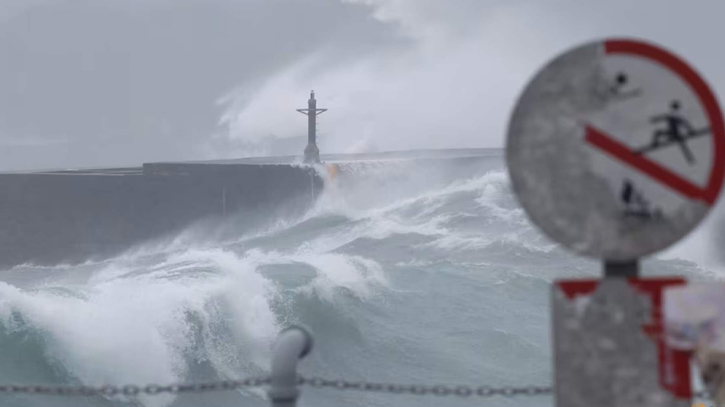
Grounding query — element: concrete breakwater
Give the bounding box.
[0,161,322,269]
[0,149,499,269]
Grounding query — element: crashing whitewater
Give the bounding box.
[0,156,718,407]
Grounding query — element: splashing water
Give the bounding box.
[0,154,718,407]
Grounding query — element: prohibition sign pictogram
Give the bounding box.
[506,38,725,260]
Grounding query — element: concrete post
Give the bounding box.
[268,325,314,407]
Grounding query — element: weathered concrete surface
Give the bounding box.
[0,162,321,268]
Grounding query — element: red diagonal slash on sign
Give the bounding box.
[585,126,710,203]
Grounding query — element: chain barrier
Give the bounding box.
[299,377,552,397]
[0,376,712,399]
[0,377,551,398]
[0,377,270,397]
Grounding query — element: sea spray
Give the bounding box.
[0,155,719,407]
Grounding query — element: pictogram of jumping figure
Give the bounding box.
[636,100,710,165]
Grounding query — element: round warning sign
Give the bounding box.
[506,38,725,260]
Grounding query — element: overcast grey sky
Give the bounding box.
[0,0,722,171]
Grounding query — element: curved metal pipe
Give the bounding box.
[268,325,314,407]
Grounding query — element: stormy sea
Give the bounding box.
[0,151,717,407]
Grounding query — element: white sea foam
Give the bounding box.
[0,249,280,407]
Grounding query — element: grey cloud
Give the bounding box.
[2,0,725,172]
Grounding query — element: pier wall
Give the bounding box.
[0,150,501,269]
[0,163,321,268]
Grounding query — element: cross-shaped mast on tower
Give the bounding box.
[296,90,327,164]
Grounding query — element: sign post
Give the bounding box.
[506,38,725,407]
[605,260,639,278]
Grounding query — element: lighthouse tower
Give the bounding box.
[296,90,327,164]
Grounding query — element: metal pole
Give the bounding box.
[603,259,639,277]
[268,325,314,407]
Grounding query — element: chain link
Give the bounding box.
[0,377,270,396]
[298,376,552,397]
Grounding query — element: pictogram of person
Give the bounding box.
[647,100,698,164]
[609,72,641,100]
[620,179,662,220]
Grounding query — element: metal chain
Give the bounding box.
[0,375,712,400]
[0,376,551,398]
[0,377,270,396]
[299,377,715,400]
[298,376,552,397]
